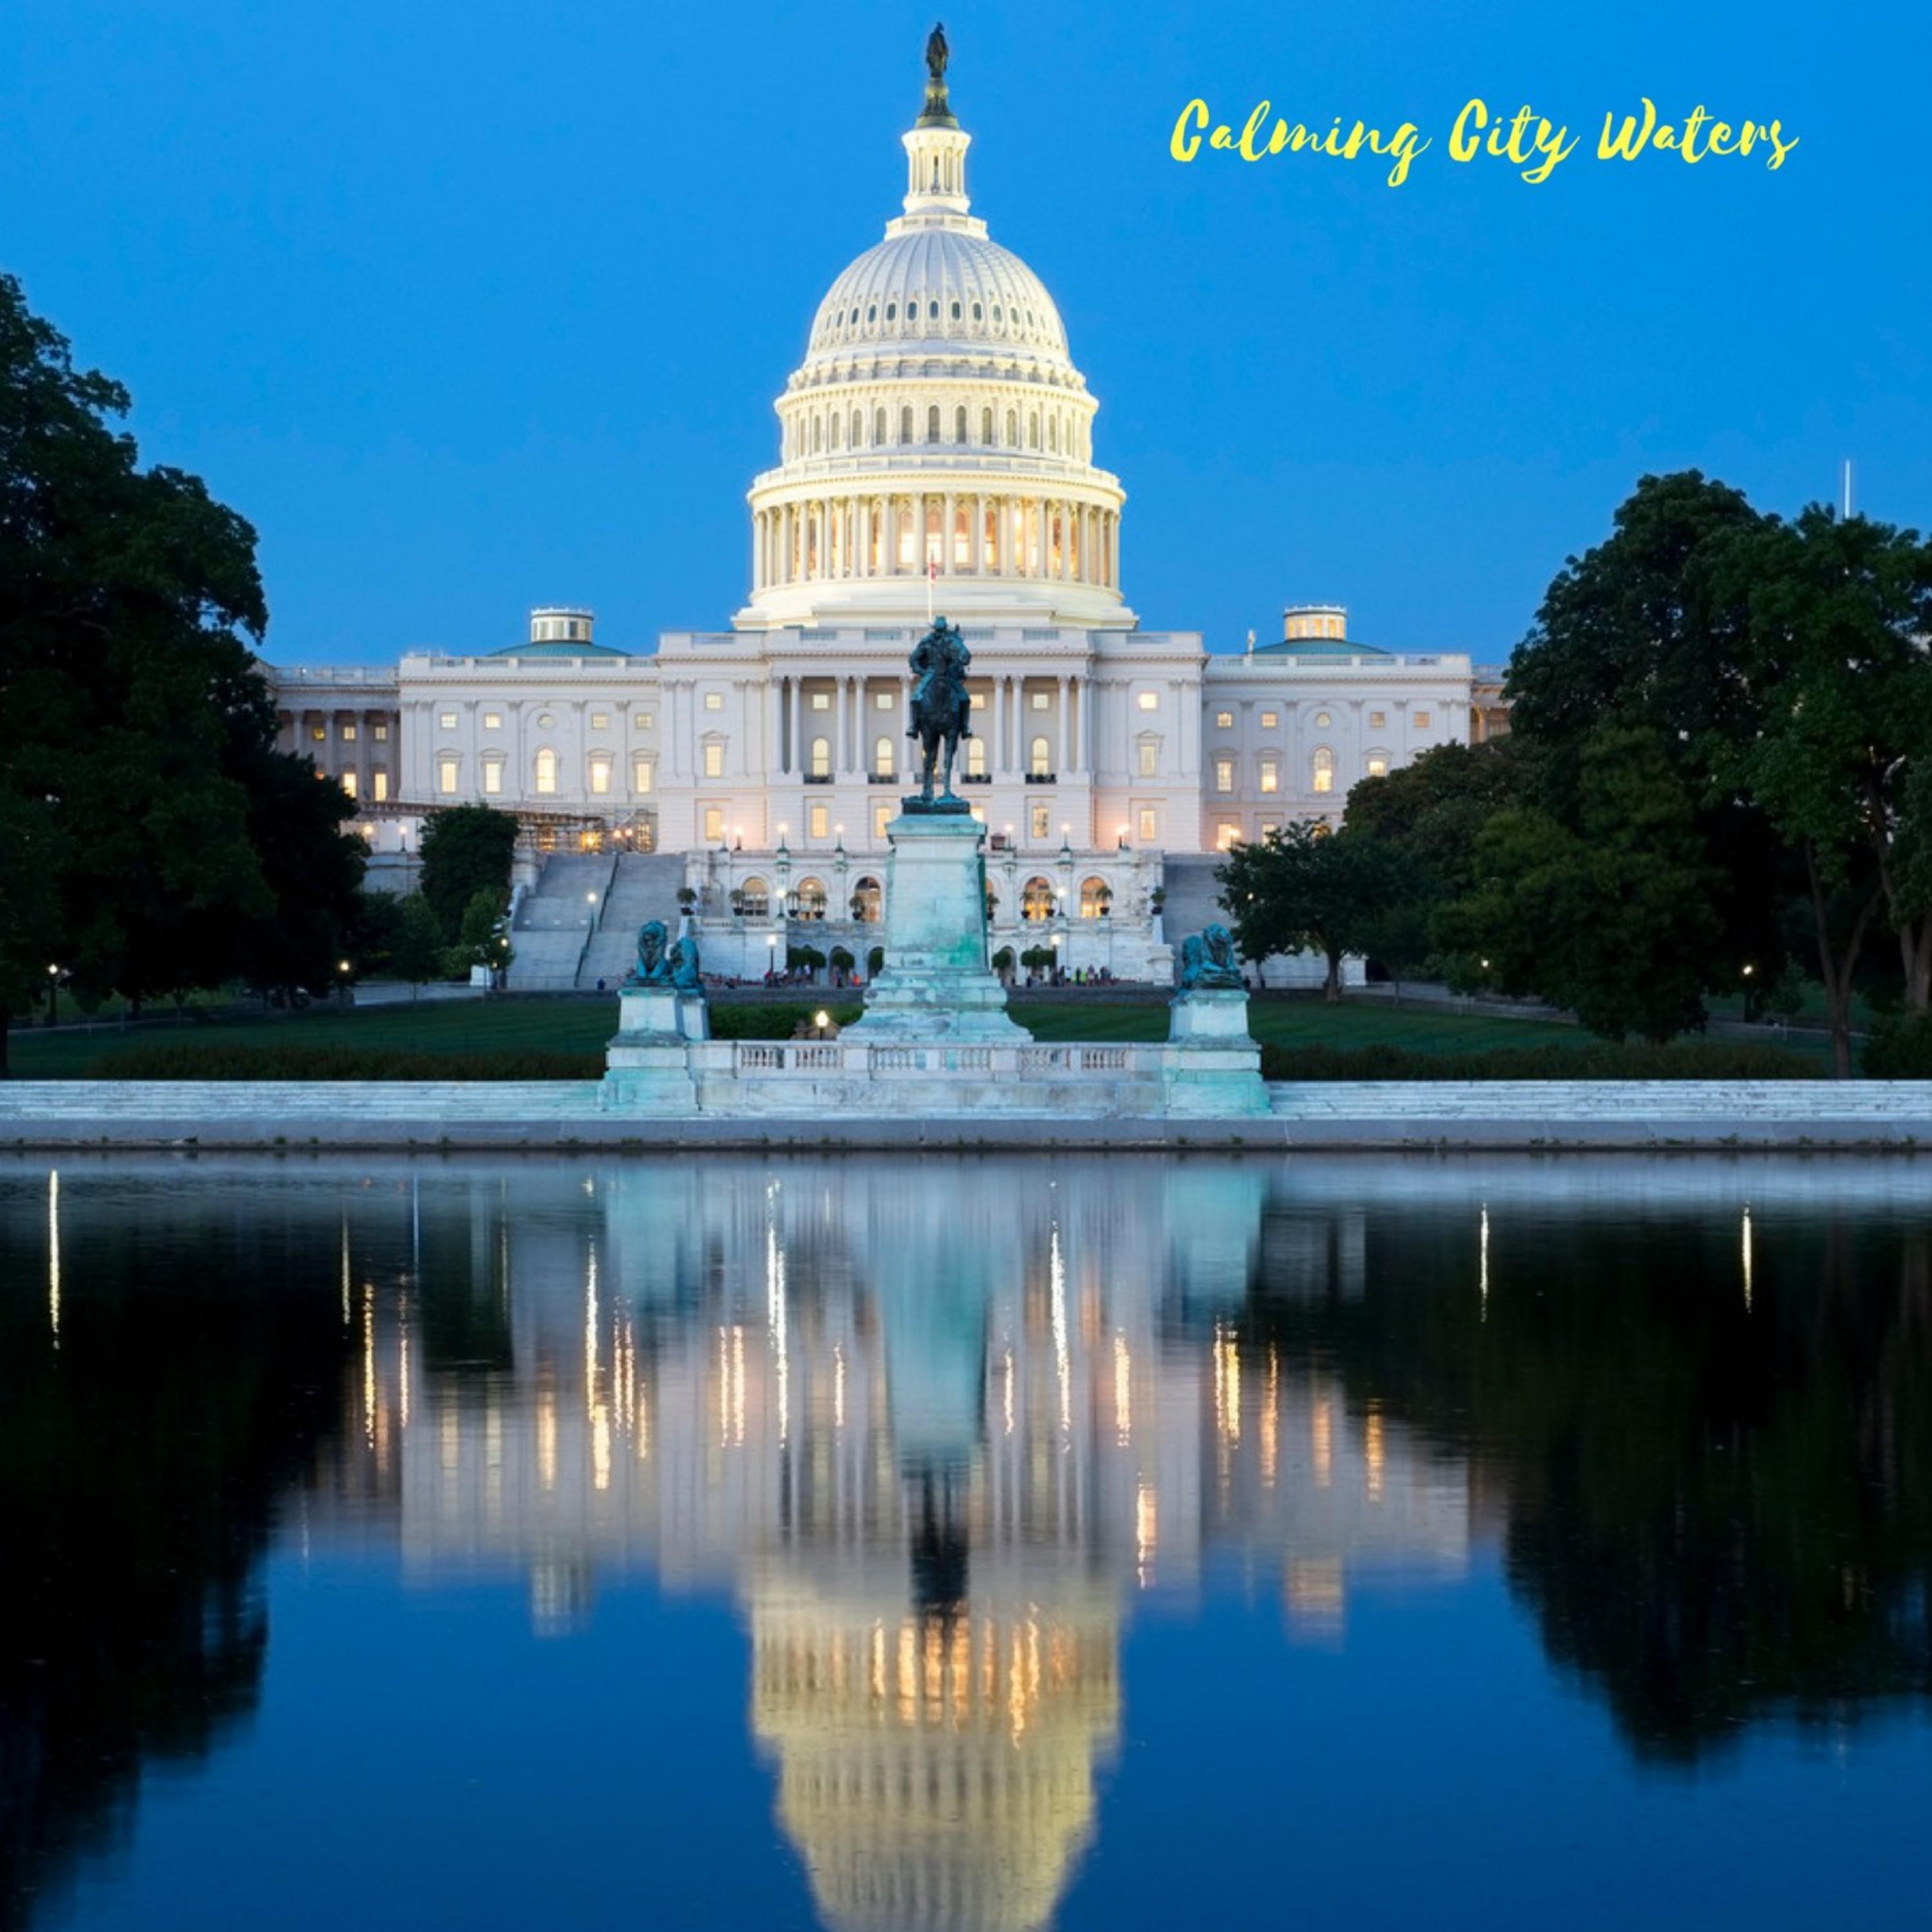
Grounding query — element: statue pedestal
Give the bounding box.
[846,811,1026,1042]
[1163,987,1268,1115]
[603,985,708,1113]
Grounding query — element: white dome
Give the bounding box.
[804,229,1071,370]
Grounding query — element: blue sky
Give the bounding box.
[4,1,1925,664]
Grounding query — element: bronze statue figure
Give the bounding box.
[905,614,972,804]
[1177,924,1245,991]
[625,918,674,987]
[925,21,948,82]
[667,933,703,991]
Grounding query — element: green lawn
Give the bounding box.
[8,987,1627,1077]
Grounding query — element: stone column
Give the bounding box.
[969,492,983,573]
[942,490,956,574]
[1056,676,1070,773]
[788,678,802,777]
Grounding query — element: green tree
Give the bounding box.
[0,272,360,1070]
[1444,727,1719,1042]
[1217,824,1413,1002]
[390,894,448,997]
[1504,470,1792,991]
[452,886,513,983]
[418,804,519,942]
[1705,507,1932,1068]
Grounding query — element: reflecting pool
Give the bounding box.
[3,1156,1929,1931]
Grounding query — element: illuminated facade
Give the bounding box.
[265,46,1498,954]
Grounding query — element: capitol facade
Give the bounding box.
[267,48,1505,986]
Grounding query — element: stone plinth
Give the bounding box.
[1164,987,1267,1116]
[603,985,708,1113]
[846,810,1027,1042]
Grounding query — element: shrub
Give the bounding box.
[89,1042,605,1081]
[1258,1039,1824,1083]
[1862,1013,1932,1078]
[708,1003,862,1041]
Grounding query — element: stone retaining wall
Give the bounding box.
[3,1079,1931,1150]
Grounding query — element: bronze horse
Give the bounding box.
[906,615,972,804]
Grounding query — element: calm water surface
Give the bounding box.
[3,1155,1929,1931]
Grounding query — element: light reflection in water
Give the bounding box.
[10,1155,1932,1932]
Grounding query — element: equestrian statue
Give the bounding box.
[905,614,972,807]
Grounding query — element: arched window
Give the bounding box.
[967,737,987,777]
[971,301,983,321]
[1005,410,1018,446]
[1028,412,1040,450]
[534,747,558,795]
[1048,415,1059,453]
[739,876,770,918]
[1312,746,1336,795]
[1079,876,1113,918]
[796,876,828,920]
[1021,876,1055,922]
[954,404,967,442]
[992,303,1003,323]
[896,502,915,569]
[811,415,822,453]
[1030,735,1051,777]
[875,408,887,446]
[899,405,913,445]
[873,735,895,777]
[810,736,830,778]
[926,404,940,442]
[829,413,840,450]
[949,299,961,321]
[851,876,882,923]
[981,406,993,443]
[851,409,862,446]
[928,299,940,319]
[885,301,896,321]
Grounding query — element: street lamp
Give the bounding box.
[46,962,59,1028]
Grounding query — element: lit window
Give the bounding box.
[482,758,502,795]
[875,690,893,710]
[310,724,326,743]
[1367,755,1389,778]
[1314,710,1332,728]
[874,805,891,839]
[1136,691,1159,712]
[1414,710,1432,730]
[704,807,724,842]
[703,743,724,779]
[1259,757,1278,794]
[589,755,611,795]
[537,712,554,728]
[1312,747,1335,794]
[340,770,358,798]
[1260,710,1278,729]
[1215,756,1235,793]
[1030,804,1050,839]
[591,711,609,729]
[704,692,723,712]
[1215,711,1233,730]
[1029,736,1051,777]
[873,735,895,777]
[809,804,829,838]
[1030,691,1050,711]
[634,711,654,730]
[1217,822,1242,851]
[437,757,459,795]
[970,691,987,710]
[1137,807,1158,843]
[341,723,357,742]
[534,748,558,794]
[372,772,389,802]
[439,712,457,730]
[967,738,986,776]
[482,712,501,730]
[372,723,389,741]
[811,692,830,711]
[1021,876,1054,921]
[1368,710,1387,729]
[633,757,654,793]
[1137,743,1158,779]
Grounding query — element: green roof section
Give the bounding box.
[1251,637,1393,660]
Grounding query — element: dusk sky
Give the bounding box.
[6,0,1925,664]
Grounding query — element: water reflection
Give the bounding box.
[3,1157,1931,1931]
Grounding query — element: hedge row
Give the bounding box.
[1258,1040,1825,1083]
[88,1043,607,1082]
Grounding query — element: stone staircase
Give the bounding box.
[505,853,614,990]
[577,853,690,989]
[1158,855,1227,949]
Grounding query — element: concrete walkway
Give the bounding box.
[3,1079,1931,1151]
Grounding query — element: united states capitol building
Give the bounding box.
[267,46,1506,986]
